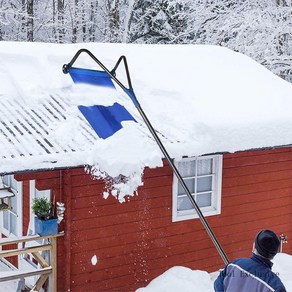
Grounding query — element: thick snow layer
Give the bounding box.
[0,42,292,199]
[136,253,292,292]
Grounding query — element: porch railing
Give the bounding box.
[0,232,64,291]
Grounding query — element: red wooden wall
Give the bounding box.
[22,180,30,237]
[15,146,292,291]
[1,238,18,267]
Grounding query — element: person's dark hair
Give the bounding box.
[255,230,280,259]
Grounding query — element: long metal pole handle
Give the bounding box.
[63,49,229,265]
[136,105,230,265]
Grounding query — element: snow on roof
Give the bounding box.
[0,42,292,197]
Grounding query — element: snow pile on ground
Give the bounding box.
[136,253,292,292]
[272,253,292,290]
[137,267,214,292]
[0,252,291,291]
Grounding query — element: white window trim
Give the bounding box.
[172,155,222,222]
[27,180,51,235]
[0,175,23,238]
[19,180,52,286]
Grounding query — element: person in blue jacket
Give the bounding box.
[214,229,286,292]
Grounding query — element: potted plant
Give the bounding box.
[32,197,58,236]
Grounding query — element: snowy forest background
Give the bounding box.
[0,0,292,81]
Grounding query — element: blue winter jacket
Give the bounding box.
[214,253,286,292]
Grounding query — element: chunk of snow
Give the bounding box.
[91,255,98,266]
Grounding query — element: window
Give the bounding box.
[27,180,51,235]
[172,155,222,222]
[19,180,51,278]
[0,175,22,237]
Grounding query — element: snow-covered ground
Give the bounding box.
[1,253,291,291]
[136,253,292,292]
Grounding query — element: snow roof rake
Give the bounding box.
[63,49,229,265]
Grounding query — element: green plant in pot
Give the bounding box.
[32,197,58,236]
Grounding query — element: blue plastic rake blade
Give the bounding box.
[78,102,136,139]
[69,67,137,139]
[69,67,115,88]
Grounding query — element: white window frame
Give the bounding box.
[27,180,51,235]
[0,175,23,238]
[172,155,222,222]
[20,180,51,285]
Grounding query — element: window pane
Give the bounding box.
[2,175,10,186]
[10,213,17,235]
[197,176,212,192]
[178,178,195,195]
[35,189,50,200]
[178,160,196,177]
[197,193,212,208]
[197,159,212,175]
[3,211,9,230]
[178,196,194,211]
[10,195,17,214]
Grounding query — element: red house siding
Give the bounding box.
[22,180,30,236]
[15,146,292,291]
[1,239,18,268]
[214,147,292,261]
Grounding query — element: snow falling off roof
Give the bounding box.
[0,42,292,197]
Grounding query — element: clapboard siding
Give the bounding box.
[214,147,292,265]
[223,159,292,178]
[70,240,214,274]
[68,166,201,291]
[223,147,292,166]
[65,146,291,291]
[12,146,292,291]
[223,169,292,187]
[22,180,30,235]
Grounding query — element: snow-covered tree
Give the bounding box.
[26,0,33,41]
[127,0,193,44]
[189,0,292,81]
